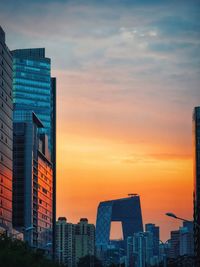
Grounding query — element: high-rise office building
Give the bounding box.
[0,26,13,232]
[11,48,56,159]
[169,230,180,259]
[96,195,143,252]
[167,221,194,262]
[127,232,153,267]
[105,240,125,266]
[179,222,194,256]
[193,106,200,263]
[56,218,95,267]
[13,111,53,253]
[159,241,170,265]
[11,48,56,254]
[145,223,159,257]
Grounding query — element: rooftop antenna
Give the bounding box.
[128,193,138,197]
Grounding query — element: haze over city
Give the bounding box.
[1,0,200,241]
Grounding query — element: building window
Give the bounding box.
[42,188,47,194]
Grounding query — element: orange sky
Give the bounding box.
[55,70,195,241]
[56,127,193,241]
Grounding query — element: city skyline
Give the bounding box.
[1,0,200,241]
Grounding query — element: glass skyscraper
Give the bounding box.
[145,223,159,257]
[96,195,143,251]
[193,106,200,264]
[127,232,153,267]
[11,48,53,153]
[0,26,13,232]
[13,111,53,253]
[11,48,56,255]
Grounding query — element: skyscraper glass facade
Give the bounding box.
[13,111,53,252]
[0,26,13,231]
[145,223,159,257]
[12,48,56,256]
[127,232,153,267]
[12,48,52,154]
[96,196,143,251]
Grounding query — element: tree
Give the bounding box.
[0,233,63,267]
[77,255,103,267]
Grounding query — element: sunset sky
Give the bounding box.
[1,0,200,241]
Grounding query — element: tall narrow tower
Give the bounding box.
[13,111,53,253]
[11,48,56,255]
[193,106,200,263]
[0,26,13,232]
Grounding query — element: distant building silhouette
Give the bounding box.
[75,218,95,264]
[145,223,159,257]
[193,106,200,262]
[56,217,75,267]
[168,221,194,262]
[96,195,143,253]
[179,221,194,256]
[169,230,180,259]
[0,26,13,233]
[127,232,153,267]
[56,218,95,267]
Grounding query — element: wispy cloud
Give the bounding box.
[122,151,192,164]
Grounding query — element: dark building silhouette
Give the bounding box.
[11,48,56,255]
[13,111,53,253]
[180,221,194,256]
[0,26,13,232]
[193,106,200,262]
[96,195,143,251]
[127,231,153,267]
[56,218,95,267]
[169,230,180,259]
[145,223,159,257]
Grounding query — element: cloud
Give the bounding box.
[122,151,192,165]
[148,153,192,161]
[1,0,199,153]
